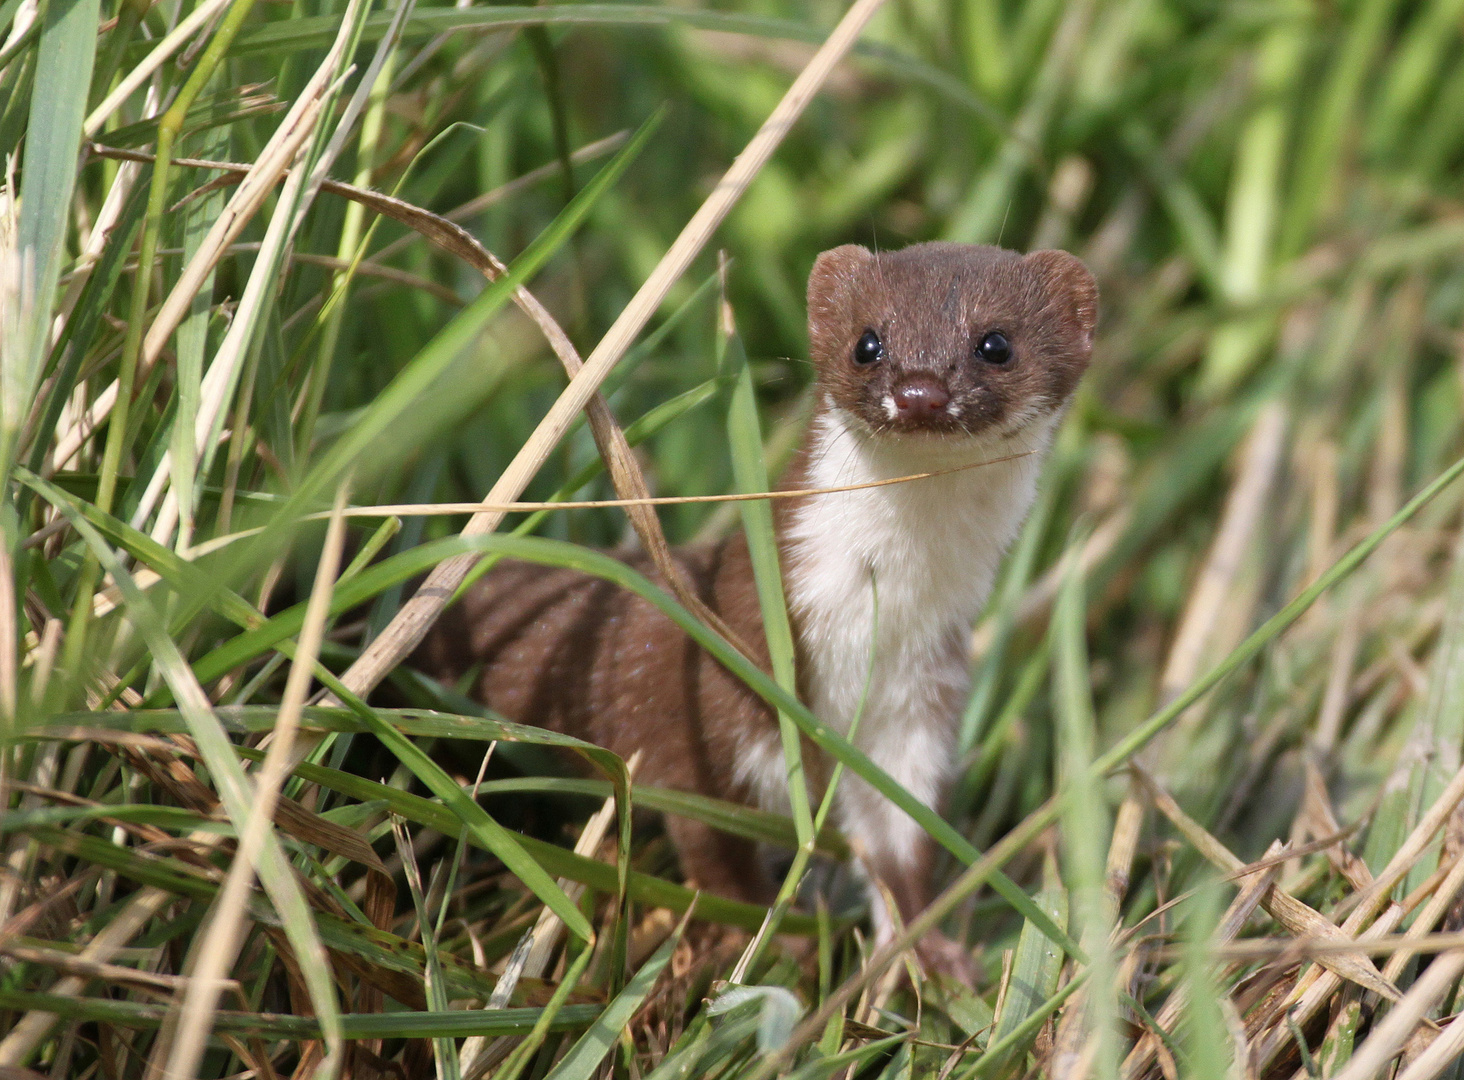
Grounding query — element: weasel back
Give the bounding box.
[410,535,784,900]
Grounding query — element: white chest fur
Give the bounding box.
[736,405,1054,872]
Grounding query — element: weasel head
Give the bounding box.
[806,241,1097,441]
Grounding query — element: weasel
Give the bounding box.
[413,241,1097,977]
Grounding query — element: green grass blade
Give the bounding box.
[724,321,810,842]
[543,908,691,1080]
[0,990,600,1038]
[1278,0,1397,260]
[983,847,1068,1076]
[4,0,99,478]
[336,693,595,942]
[961,971,1087,1079]
[394,816,462,1080]
[1052,545,1117,1080]
[1179,881,1232,1080]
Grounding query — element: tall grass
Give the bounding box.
[5,0,1464,1077]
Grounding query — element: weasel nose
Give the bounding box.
[892,375,951,418]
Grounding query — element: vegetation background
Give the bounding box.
[5,0,1464,1076]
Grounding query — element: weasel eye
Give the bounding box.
[977,330,1012,365]
[853,329,884,366]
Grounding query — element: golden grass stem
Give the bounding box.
[82,0,232,138]
[329,0,890,704]
[155,484,348,1080]
[1383,851,1464,982]
[1330,948,1464,1080]
[1156,401,1288,712]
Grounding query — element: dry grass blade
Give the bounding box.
[1159,402,1288,702]
[0,886,173,1063]
[1383,851,1464,982]
[1121,845,1281,1080]
[1134,765,1401,999]
[1250,905,1407,1073]
[0,943,201,992]
[1296,759,1372,891]
[1330,949,1464,1080]
[1396,1010,1464,1080]
[141,0,372,547]
[331,0,890,703]
[153,484,349,1080]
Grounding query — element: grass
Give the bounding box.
[4,0,1464,1077]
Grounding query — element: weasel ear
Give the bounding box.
[807,245,873,359]
[808,244,874,311]
[1026,249,1099,350]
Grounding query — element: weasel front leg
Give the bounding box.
[836,719,978,983]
